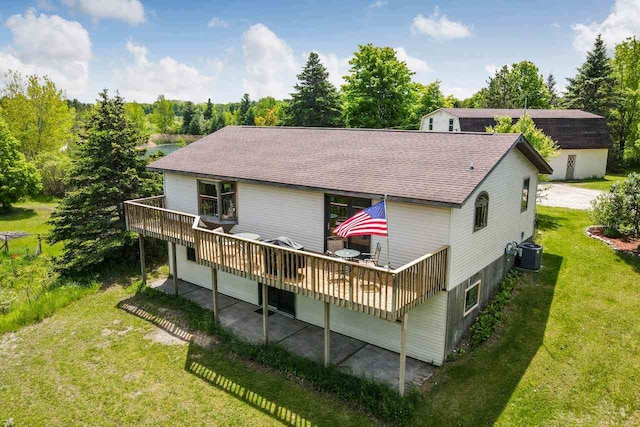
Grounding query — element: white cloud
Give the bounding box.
[485,64,498,76]
[368,1,388,9]
[208,17,229,28]
[411,6,472,41]
[550,22,560,29]
[242,24,298,99]
[395,47,431,73]
[114,41,215,102]
[0,9,91,97]
[442,85,477,99]
[62,0,145,25]
[572,0,640,53]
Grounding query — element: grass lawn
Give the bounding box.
[0,198,61,256]
[567,167,639,191]
[1,206,639,425]
[416,206,640,426]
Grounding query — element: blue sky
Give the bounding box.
[0,0,637,103]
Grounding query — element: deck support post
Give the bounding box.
[399,312,408,397]
[211,268,219,323]
[262,283,269,344]
[324,302,330,367]
[170,242,178,296]
[138,235,146,285]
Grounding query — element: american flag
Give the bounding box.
[333,201,388,238]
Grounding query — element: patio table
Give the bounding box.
[334,248,361,260]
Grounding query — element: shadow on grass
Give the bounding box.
[616,251,640,274]
[419,252,563,426]
[537,212,562,231]
[116,292,371,427]
[0,207,37,222]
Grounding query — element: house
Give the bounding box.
[124,126,552,395]
[419,108,611,181]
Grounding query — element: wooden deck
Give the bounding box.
[125,196,448,321]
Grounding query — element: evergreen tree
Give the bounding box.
[48,90,161,273]
[204,98,214,120]
[181,102,196,133]
[342,44,415,128]
[286,52,342,127]
[546,74,560,107]
[563,34,617,117]
[188,107,204,135]
[239,93,254,125]
[0,117,40,212]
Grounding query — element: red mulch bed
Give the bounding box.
[587,226,640,255]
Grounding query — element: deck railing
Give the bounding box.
[125,196,448,321]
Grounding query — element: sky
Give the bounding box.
[0,0,638,104]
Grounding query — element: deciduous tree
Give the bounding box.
[485,61,551,109]
[487,114,559,162]
[611,37,640,161]
[49,91,161,273]
[342,44,414,128]
[0,71,75,161]
[150,95,175,134]
[0,117,40,212]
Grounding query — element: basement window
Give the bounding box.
[187,247,196,262]
[464,280,481,316]
[474,192,489,232]
[448,118,454,132]
[521,177,530,212]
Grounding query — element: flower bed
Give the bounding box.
[586,226,640,257]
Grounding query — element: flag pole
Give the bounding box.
[384,194,390,268]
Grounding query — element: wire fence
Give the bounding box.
[0,233,46,257]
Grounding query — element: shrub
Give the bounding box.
[34,152,71,197]
[590,173,640,237]
[469,271,519,347]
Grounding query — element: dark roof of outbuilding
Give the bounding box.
[148,126,552,208]
[435,108,611,150]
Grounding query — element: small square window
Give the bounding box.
[428,117,433,130]
[464,280,481,316]
[521,177,530,212]
[187,247,196,262]
[448,118,454,132]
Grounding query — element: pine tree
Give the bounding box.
[239,94,254,125]
[546,74,559,107]
[204,98,213,120]
[188,107,204,135]
[563,34,617,117]
[48,90,161,273]
[286,52,342,127]
[181,102,196,133]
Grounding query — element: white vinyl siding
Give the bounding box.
[371,200,450,268]
[231,182,325,252]
[296,292,448,365]
[447,149,538,288]
[419,110,460,132]
[164,173,199,214]
[548,148,608,180]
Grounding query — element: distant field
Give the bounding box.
[568,167,639,191]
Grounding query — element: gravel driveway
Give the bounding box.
[538,183,604,210]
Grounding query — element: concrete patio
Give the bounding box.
[150,277,435,391]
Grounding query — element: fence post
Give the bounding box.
[35,234,42,256]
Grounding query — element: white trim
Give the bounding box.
[464,280,481,316]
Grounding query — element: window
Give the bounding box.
[521,177,530,212]
[448,118,454,132]
[198,180,237,221]
[325,195,372,253]
[474,192,489,231]
[428,117,433,130]
[464,280,481,315]
[187,247,196,262]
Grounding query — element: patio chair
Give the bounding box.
[359,243,382,267]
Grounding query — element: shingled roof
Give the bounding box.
[148,126,552,208]
[437,108,611,150]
